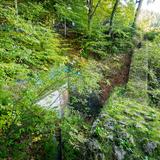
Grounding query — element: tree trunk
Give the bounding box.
[132,0,144,28]
[64,19,67,37]
[14,0,18,16]
[109,0,120,36]
[87,0,93,33]
[87,0,102,33]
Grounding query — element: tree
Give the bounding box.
[108,0,120,35]
[87,0,102,33]
[132,0,144,28]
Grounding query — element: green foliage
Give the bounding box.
[70,59,102,93]
[55,0,88,33]
[129,35,160,107]
[144,31,159,41]
[0,4,67,81]
[53,0,135,57]
[0,3,67,159]
[89,86,160,160]
[0,102,58,159]
[114,0,135,29]
[146,35,160,106]
[68,59,102,116]
[62,110,90,160]
[82,31,111,57]
[18,2,48,23]
[0,0,159,159]
[80,41,160,159]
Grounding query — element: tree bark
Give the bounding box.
[108,0,120,36]
[132,0,144,28]
[87,0,102,33]
[64,19,67,37]
[87,0,93,32]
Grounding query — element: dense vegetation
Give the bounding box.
[0,0,159,159]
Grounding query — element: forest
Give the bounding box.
[0,0,160,159]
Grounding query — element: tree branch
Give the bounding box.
[91,0,102,18]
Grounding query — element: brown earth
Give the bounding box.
[100,54,132,104]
